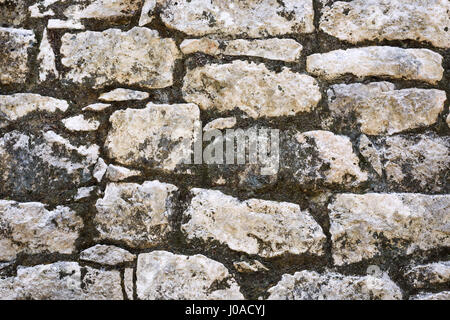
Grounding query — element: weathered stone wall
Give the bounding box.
[0,0,449,300]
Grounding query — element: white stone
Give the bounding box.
[99,88,150,102]
[180,38,221,56]
[234,260,269,273]
[307,46,444,84]
[0,28,36,84]
[204,117,237,132]
[4,262,123,300]
[61,28,180,89]
[224,39,303,62]
[106,164,141,182]
[105,103,200,171]
[139,0,156,26]
[294,131,368,186]
[38,29,59,82]
[29,0,57,18]
[183,60,321,118]
[137,251,244,300]
[159,0,314,37]
[182,188,326,258]
[80,244,136,266]
[405,261,450,289]
[358,134,383,176]
[94,181,178,248]
[93,157,108,182]
[62,115,100,132]
[0,201,83,261]
[48,19,85,30]
[329,193,450,266]
[82,103,111,112]
[0,94,69,128]
[320,0,450,48]
[410,291,450,300]
[124,268,134,300]
[64,0,141,21]
[74,186,96,200]
[328,82,446,135]
[267,270,402,300]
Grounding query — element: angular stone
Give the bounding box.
[234,260,269,273]
[0,28,35,84]
[410,291,450,300]
[139,0,156,26]
[93,157,107,182]
[285,131,368,187]
[105,164,141,182]
[180,38,303,62]
[320,0,450,49]
[358,134,383,176]
[99,88,149,102]
[182,188,326,258]
[405,261,450,289]
[137,251,244,300]
[3,262,122,300]
[329,193,450,265]
[267,270,402,300]
[74,186,95,200]
[203,117,237,132]
[47,19,85,30]
[0,0,28,26]
[382,134,449,192]
[0,201,83,261]
[94,181,178,248]
[82,103,111,112]
[0,94,69,128]
[105,103,199,171]
[0,130,99,201]
[64,0,141,21]
[62,115,100,132]
[124,268,134,300]
[183,61,321,118]
[307,47,444,84]
[38,29,59,82]
[224,39,303,62]
[61,28,180,89]
[159,0,314,37]
[80,244,136,266]
[328,82,446,135]
[29,0,57,18]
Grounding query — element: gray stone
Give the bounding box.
[405,261,450,289]
[80,244,136,266]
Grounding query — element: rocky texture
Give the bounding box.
[329,193,450,265]
[139,0,156,26]
[180,38,303,62]
[82,103,111,112]
[183,61,321,118]
[99,89,149,102]
[47,19,85,30]
[105,103,200,171]
[234,260,269,273]
[0,0,28,26]
[137,251,244,300]
[410,291,450,300]
[381,134,449,193]
[267,270,402,300]
[182,189,326,258]
[284,131,368,188]
[307,47,444,84]
[61,28,180,89]
[320,0,450,48]
[0,201,83,261]
[358,134,383,176]
[204,117,237,132]
[62,115,100,131]
[328,82,446,135]
[105,164,141,182]
[92,158,107,182]
[159,0,315,37]
[124,268,134,300]
[405,261,450,289]
[0,28,35,84]
[38,29,59,82]
[0,94,69,128]
[0,262,122,299]
[0,131,99,201]
[80,244,136,266]
[94,181,178,248]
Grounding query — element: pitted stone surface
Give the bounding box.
[329,193,450,265]
[105,103,200,171]
[61,28,180,89]
[182,188,326,258]
[328,82,446,135]
[80,244,136,266]
[137,251,244,300]
[405,261,450,289]
[307,47,444,84]
[320,0,450,48]
[267,270,402,300]
[183,60,321,118]
[0,28,36,84]
[159,0,315,38]
[94,181,178,248]
[0,201,83,261]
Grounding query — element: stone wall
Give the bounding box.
[0,0,449,300]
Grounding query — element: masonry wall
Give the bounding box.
[0,0,449,300]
